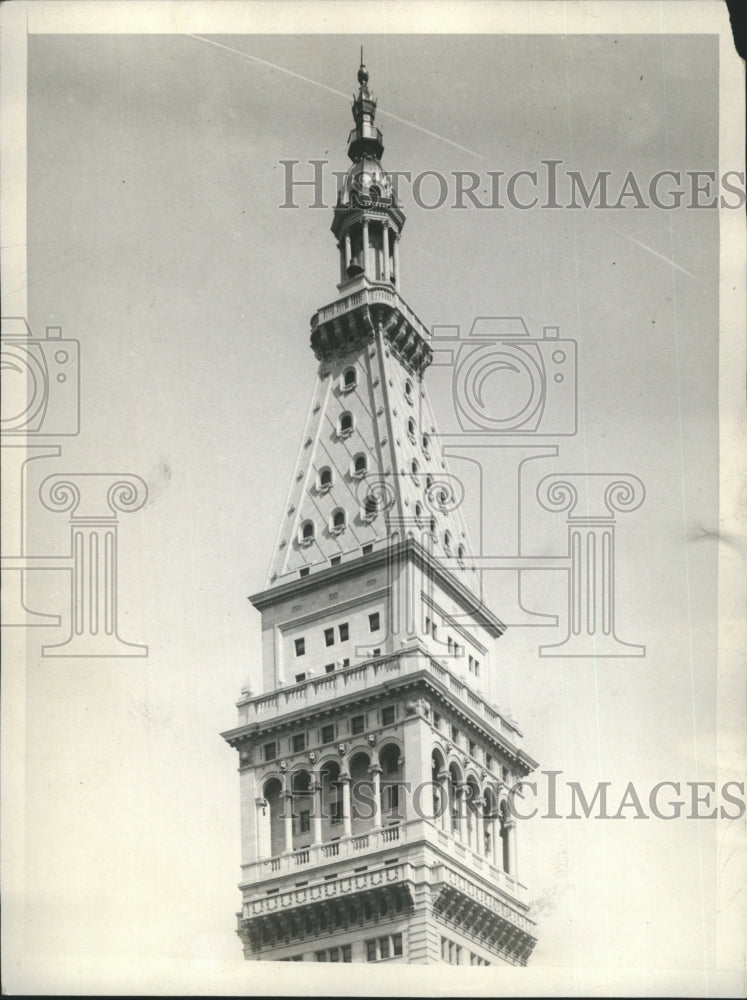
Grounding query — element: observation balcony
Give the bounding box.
[232,648,523,753]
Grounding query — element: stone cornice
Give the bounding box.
[250,536,506,639]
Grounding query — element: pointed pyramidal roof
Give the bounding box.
[266,59,480,597]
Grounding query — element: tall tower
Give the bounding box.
[222,57,538,966]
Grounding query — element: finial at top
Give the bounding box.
[358,46,369,87]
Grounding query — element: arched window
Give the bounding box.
[300,520,315,545]
[331,508,346,533]
[318,466,333,491]
[338,411,354,437]
[353,453,367,477]
[342,367,357,392]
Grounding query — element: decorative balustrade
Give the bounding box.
[312,284,430,345]
[241,820,527,907]
[235,650,521,747]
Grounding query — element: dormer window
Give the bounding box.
[352,453,367,478]
[338,411,354,438]
[330,508,347,534]
[318,466,333,493]
[300,520,315,546]
[341,367,357,393]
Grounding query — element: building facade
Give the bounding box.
[222,59,538,965]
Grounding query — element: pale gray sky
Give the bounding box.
[15,23,731,992]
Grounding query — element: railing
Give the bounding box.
[235,650,521,746]
[241,820,528,907]
[312,284,431,345]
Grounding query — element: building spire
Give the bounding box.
[349,51,382,161]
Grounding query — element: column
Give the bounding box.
[38,473,148,656]
[341,773,352,837]
[506,818,518,877]
[537,473,645,656]
[255,797,268,859]
[344,232,352,272]
[382,220,390,281]
[283,780,294,853]
[392,233,400,286]
[361,219,369,278]
[437,770,449,832]
[474,796,486,858]
[310,778,323,845]
[369,764,382,829]
[454,783,466,841]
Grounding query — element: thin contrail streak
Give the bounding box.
[186,34,484,160]
[610,228,698,281]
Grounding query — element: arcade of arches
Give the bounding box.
[254,743,517,876]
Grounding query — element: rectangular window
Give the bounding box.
[329,947,339,963]
[351,715,365,735]
[455,945,462,965]
[324,627,334,647]
[486,752,493,770]
[468,655,474,672]
[366,939,377,962]
[381,706,395,726]
[324,663,335,674]
[392,933,403,957]
[330,555,341,566]
[342,944,352,963]
[294,637,305,656]
[369,612,380,632]
[263,741,277,762]
[299,810,310,834]
[293,733,306,753]
[294,672,306,684]
[315,950,327,962]
[339,622,349,642]
[474,659,480,677]
[372,648,381,657]
[425,615,431,635]
[468,739,476,757]
[299,567,310,577]
[341,657,350,668]
[379,936,390,960]
[441,937,447,960]
[321,724,335,745]
[384,784,399,810]
[362,543,373,554]
[451,725,460,744]
[447,636,454,653]
[433,711,441,730]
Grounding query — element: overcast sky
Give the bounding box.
[6,12,741,994]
